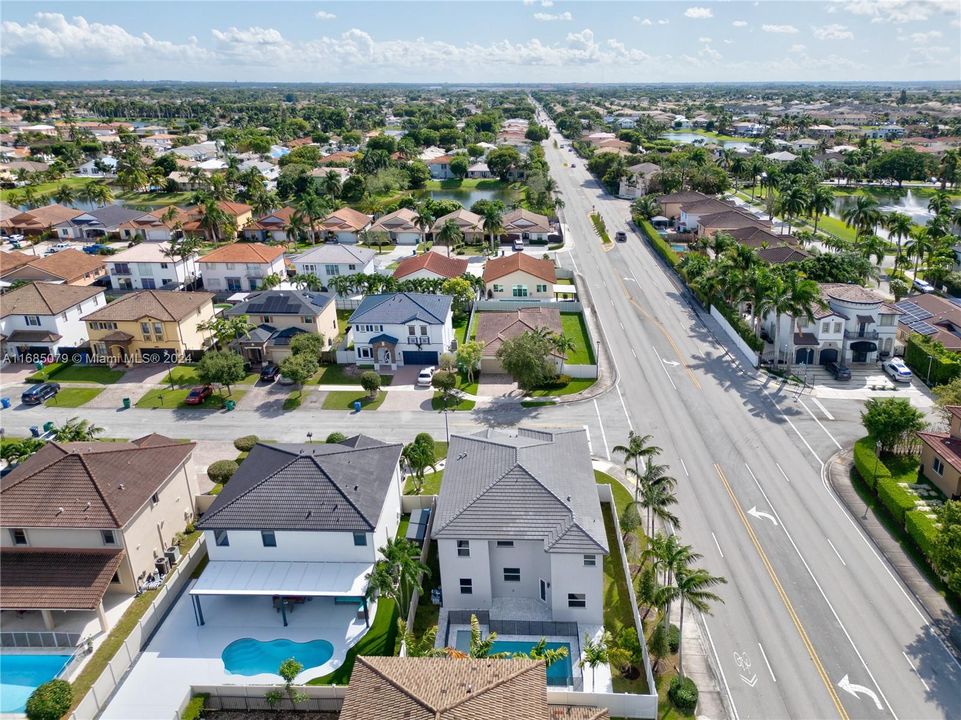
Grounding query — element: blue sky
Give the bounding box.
[2,1,959,83]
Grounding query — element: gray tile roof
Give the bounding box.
[198,436,402,532]
[433,427,608,554]
[293,244,376,266]
[225,290,333,317]
[349,292,452,326]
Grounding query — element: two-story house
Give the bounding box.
[83,290,216,365]
[431,209,485,245]
[500,209,553,243]
[348,292,453,367]
[242,206,297,243]
[370,208,425,245]
[617,162,662,200]
[225,290,337,364]
[433,427,608,625]
[320,207,373,244]
[106,242,198,291]
[191,435,403,627]
[392,251,468,282]
[483,254,557,301]
[291,244,376,291]
[0,434,196,632]
[0,249,106,286]
[0,283,105,358]
[197,242,286,293]
[917,406,961,501]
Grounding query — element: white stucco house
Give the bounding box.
[106,242,198,291]
[0,282,105,357]
[347,292,453,367]
[77,156,117,176]
[291,244,376,291]
[196,242,286,293]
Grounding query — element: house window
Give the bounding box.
[348,264,356,271]
[420,325,428,336]
[140,322,151,339]
[880,315,896,327]
[833,321,842,333]
[503,567,521,582]
[24,315,41,326]
[457,540,470,557]
[261,530,277,547]
[325,264,340,276]
[9,529,27,546]
[512,285,529,298]
[302,264,317,274]
[114,263,131,275]
[153,323,163,338]
[302,317,312,324]
[101,530,117,546]
[137,263,154,276]
[536,284,548,293]
[358,347,372,359]
[225,263,235,270]
[493,284,504,293]
[496,540,514,548]
[408,325,417,336]
[226,277,242,291]
[583,554,597,567]
[262,316,271,323]
[160,263,169,269]
[460,578,473,595]
[567,593,586,608]
[821,321,830,333]
[933,457,945,476]
[215,530,230,547]
[353,532,368,546]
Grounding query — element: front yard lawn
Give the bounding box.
[165,364,259,387]
[560,312,594,364]
[404,469,443,495]
[527,377,595,397]
[282,392,303,411]
[431,391,475,411]
[45,387,103,408]
[322,390,386,411]
[27,364,125,384]
[307,598,398,685]
[136,388,246,409]
[314,364,393,386]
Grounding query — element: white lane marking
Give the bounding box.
[901,651,930,692]
[758,642,777,683]
[760,387,823,463]
[838,674,883,711]
[812,397,835,421]
[569,252,579,273]
[747,505,778,526]
[593,399,610,460]
[797,397,843,450]
[744,462,897,719]
[712,532,725,558]
[631,348,637,359]
[619,321,625,331]
[775,462,791,483]
[651,345,678,390]
[617,387,634,431]
[704,617,741,720]
[680,457,689,477]
[826,538,847,567]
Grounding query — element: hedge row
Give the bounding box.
[904,334,961,386]
[853,437,891,492]
[715,302,765,352]
[635,216,680,269]
[905,509,940,559]
[877,477,918,525]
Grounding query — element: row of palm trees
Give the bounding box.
[292,270,483,297]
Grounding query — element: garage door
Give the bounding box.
[819,348,838,366]
[139,348,179,363]
[481,357,504,374]
[403,350,438,366]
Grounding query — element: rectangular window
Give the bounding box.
[226,277,242,291]
[880,315,896,327]
[160,263,169,269]
[348,264,356,271]
[10,529,27,546]
[493,284,503,293]
[303,264,316,274]
[25,315,41,326]
[460,578,473,594]
[821,321,830,333]
[325,264,340,276]
[933,457,945,476]
[353,532,367,546]
[503,567,521,582]
[567,593,586,608]
[457,540,470,557]
[358,347,372,359]
[113,263,130,275]
[101,530,117,546]
[302,317,312,324]
[140,321,151,339]
[583,554,597,567]
[153,322,163,338]
[420,325,428,336]
[536,284,548,293]
[262,316,271,323]
[833,321,843,333]
[512,285,528,298]
[261,530,277,547]
[137,263,154,276]
[215,530,229,547]
[496,540,514,548]
[408,325,417,336]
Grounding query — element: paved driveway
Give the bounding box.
[386,364,428,387]
[477,374,519,398]
[379,388,433,412]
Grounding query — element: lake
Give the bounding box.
[416,186,519,209]
[831,189,961,229]
[661,132,755,152]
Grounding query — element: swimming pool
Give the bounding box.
[454,631,574,685]
[221,638,334,676]
[0,653,71,713]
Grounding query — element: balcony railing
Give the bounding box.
[844,329,879,340]
[406,337,433,345]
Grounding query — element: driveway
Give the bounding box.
[379,387,433,412]
[477,374,520,399]
[0,363,38,385]
[191,439,240,494]
[386,364,428,387]
[84,384,148,409]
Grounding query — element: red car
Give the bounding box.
[184,385,213,405]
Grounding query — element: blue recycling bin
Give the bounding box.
[1,397,10,409]
[353,400,362,412]
[30,426,41,438]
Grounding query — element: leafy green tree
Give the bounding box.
[197,315,253,348]
[648,620,672,674]
[360,370,382,397]
[486,146,521,181]
[449,155,469,179]
[404,161,431,189]
[861,397,927,453]
[265,658,308,708]
[496,331,558,391]
[934,501,961,595]
[365,537,430,619]
[279,353,318,394]
[207,459,239,484]
[431,369,458,408]
[196,350,247,395]
[0,438,45,464]
[326,432,347,443]
[441,276,474,317]
[402,432,437,493]
[525,124,550,142]
[456,341,484,383]
[25,679,72,720]
[290,332,324,359]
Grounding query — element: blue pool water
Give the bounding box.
[454,631,573,685]
[0,653,71,713]
[221,638,334,676]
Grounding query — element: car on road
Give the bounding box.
[184,385,213,405]
[883,357,913,383]
[417,367,435,387]
[913,278,935,294]
[259,363,281,382]
[21,382,61,405]
[825,361,852,381]
[83,244,108,255]
[615,231,627,242]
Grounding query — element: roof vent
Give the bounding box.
[83,501,91,511]
[354,484,358,492]
[566,495,571,502]
[458,452,467,460]
[305,509,312,519]
[56,507,64,515]
[466,684,472,694]
[118,484,125,490]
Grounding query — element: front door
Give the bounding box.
[539,578,547,603]
[853,349,868,363]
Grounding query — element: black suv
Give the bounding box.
[826,361,851,381]
[21,382,61,405]
[615,231,628,242]
[259,363,281,382]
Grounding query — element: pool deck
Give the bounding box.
[100,581,372,720]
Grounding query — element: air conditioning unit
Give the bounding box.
[154,556,171,575]
[164,545,181,566]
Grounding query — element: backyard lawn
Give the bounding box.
[403,469,443,495]
[336,309,353,338]
[322,390,386,411]
[560,312,595,364]
[454,316,470,346]
[307,598,398,685]
[45,387,104,408]
[412,540,442,637]
[136,388,246,409]
[1,177,100,204]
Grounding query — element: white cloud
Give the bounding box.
[700,44,722,61]
[523,0,555,5]
[534,12,572,22]
[813,24,854,40]
[904,30,943,44]
[634,17,653,26]
[699,37,712,43]
[685,7,714,20]
[732,20,748,27]
[314,11,336,21]
[762,24,799,33]
[657,19,670,25]
[903,45,952,66]
[723,38,734,44]
[832,0,960,24]
[789,43,807,53]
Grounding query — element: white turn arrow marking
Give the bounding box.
[747,506,778,526]
[837,674,883,710]
[739,673,758,687]
[662,359,680,367]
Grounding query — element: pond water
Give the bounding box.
[417,186,518,209]
[661,132,755,152]
[830,189,961,229]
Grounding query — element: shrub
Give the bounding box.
[906,509,940,559]
[635,216,680,269]
[904,334,961,386]
[207,459,239,484]
[360,370,381,397]
[852,437,891,491]
[877,477,918,526]
[326,432,347,443]
[25,679,72,720]
[181,694,208,720]
[667,623,681,654]
[668,675,699,713]
[715,302,764,352]
[233,435,259,452]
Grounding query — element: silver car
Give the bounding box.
[883,358,913,383]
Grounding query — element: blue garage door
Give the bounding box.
[403,350,438,365]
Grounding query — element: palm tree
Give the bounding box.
[436,219,464,258]
[413,204,435,248]
[53,183,77,206]
[196,196,230,244]
[806,185,835,235]
[612,432,661,503]
[321,170,342,199]
[364,537,429,620]
[630,195,660,220]
[840,195,881,238]
[397,621,446,658]
[883,212,913,267]
[746,156,765,200]
[294,193,329,244]
[579,632,611,690]
[251,190,279,218]
[162,235,202,286]
[285,212,307,247]
[774,183,808,235]
[19,185,40,209]
[446,613,511,659]
[744,266,775,338]
[51,417,104,442]
[928,190,953,217]
[908,226,936,280]
[291,273,323,291]
[767,274,821,367]
[640,481,680,537]
[855,235,888,285]
[674,566,727,677]
[480,206,503,255]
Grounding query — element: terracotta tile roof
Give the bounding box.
[0,249,35,273]
[548,706,609,720]
[697,210,768,230]
[918,430,961,473]
[247,206,297,230]
[943,406,961,421]
[1,249,105,283]
[197,242,284,264]
[322,207,372,232]
[82,290,214,322]
[431,208,484,234]
[820,283,886,305]
[371,207,420,234]
[483,253,556,284]
[475,307,563,356]
[0,282,102,318]
[0,435,194,529]
[317,151,357,166]
[8,204,84,230]
[501,208,552,234]
[393,251,468,280]
[217,200,252,217]
[0,548,125,610]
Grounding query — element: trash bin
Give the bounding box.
[225,399,236,411]
[34,361,43,371]
[0,397,10,409]
[122,397,131,409]
[43,421,55,433]
[353,400,362,412]
[30,426,40,438]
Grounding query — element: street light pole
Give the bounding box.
[927,354,934,385]
[444,406,450,443]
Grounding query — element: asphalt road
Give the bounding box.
[538,110,960,720]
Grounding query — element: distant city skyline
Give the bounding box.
[2,1,960,83]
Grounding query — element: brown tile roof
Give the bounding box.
[8,204,84,230]
[657,191,711,204]
[0,282,102,318]
[339,656,565,720]
[758,245,809,264]
[82,290,214,323]
[0,435,194,529]
[371,207,420,234]
[393,251,468,280]
[217,200,253,217]
[0,249,35,273]
[820,283,886,305]
[483,253,556,284]
[317,151,357,166]
[501,208,552,234]
[0,548,125,610]
[197,242,285,264]
[918,430,961,473]
[697,210,768,231]
[548,706,609,720]
[431,208,484,234]
[476,307,563,356]
[247,206,297,230]
[1,249,105,283]
[322,207,371,232]
[5,329,62,343]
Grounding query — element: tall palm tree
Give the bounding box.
[908,226,936,280]
[774,183,808,235]
[436,219,464,258]
[767,274,821,367]
[855,235,888,285]
[746,156,765,200]
[927,190,953,217]
[364,537,429,620]
[413,204,435,248]
[579,632,611,690]
[294,193,329,244]
[883,212,913,267]
[251,189,279,218]
[840,195,881,238]
[612,431,661,502]
[196,196,230,244]
[806,185,835,235]
[673,566,726,678]
[480,205,503,255]
[744,266,775,338]
[53,184,77,206]
[321,170,342,199]
[51,417,105,442]
[640,481,680,537]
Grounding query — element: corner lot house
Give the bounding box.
[483,253,557,300]
[0,434,196,631]
[501,208,553,242]
[917,406,961,500]
[291,244,376,290]
[106,241,198,290]
[83,290,216,364]
[320,207,372,243]
[370,207,425,245]
[475,306,563,374]
[197,242,286,293]
[0,248,106,286]
[225,290,337,364]
[0,283,105,358]
[348,292,453,366]
[392,250,468,282]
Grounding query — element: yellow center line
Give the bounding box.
[714,463,849,720]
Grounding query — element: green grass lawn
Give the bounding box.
[136,388,246,409]
[425,178,508,191]
[454,316,470,346]
[313,364,393,386]
[282,392,303,411]
[322,390,386,411]
[164,364,259,387]
[412,540,442,636]
[115,189,194,208]
[556,277,574,286]
[1,177,101,204]
[431,391,475,411]
[520,399,557,408]
[591,212,611,244]
[433,441,449,460]
[403,468,444,495]
[307,598,398,685]
[27,364,125,385]
[813,213,859,244]
[336,309,353,338]
[527,377,596,397]
[45,387,103,408]
[560,312,595,364]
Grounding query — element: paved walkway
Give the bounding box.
[828,448,961,658]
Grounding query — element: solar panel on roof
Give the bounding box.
[907,321,938,336]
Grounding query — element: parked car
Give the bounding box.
[570,163,577,168]
[417,367,435,387]
[83,244,108,255]
[51,242,72,252]
[512,239,525,251]
[21,382,60,405]
[913,279,935,294]
[184,385,213,405]
[826,361,852,381]
[277,375,296,386]
[259,363,281,382]
[615,231,627,242]
[883,357,913,383]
